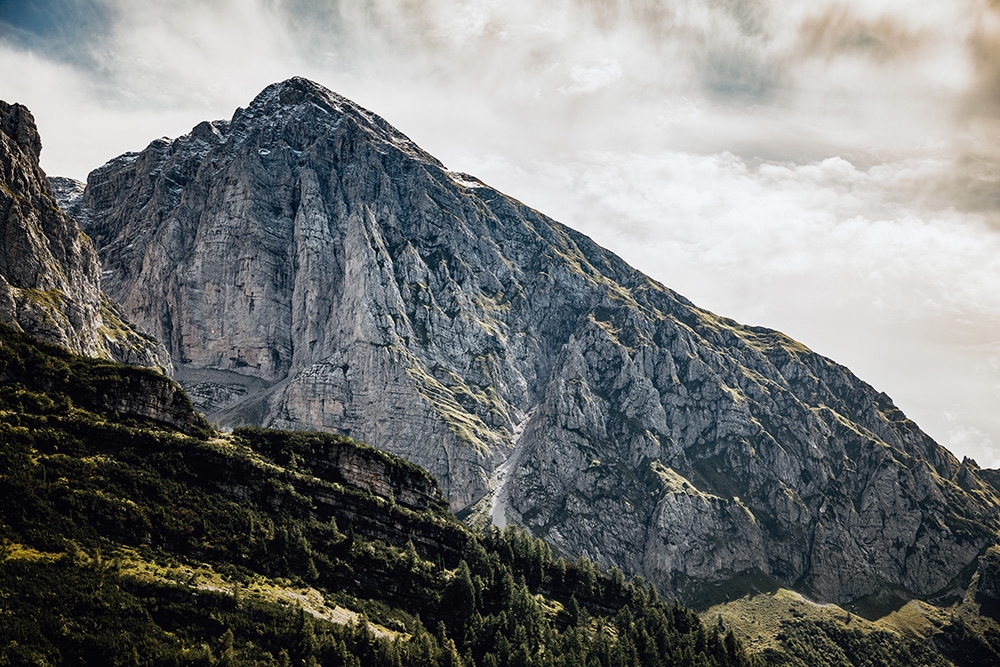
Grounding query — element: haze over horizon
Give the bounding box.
[3,0,1000,467]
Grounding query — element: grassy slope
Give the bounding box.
[0,324,756,667]
[703,582,1000,667]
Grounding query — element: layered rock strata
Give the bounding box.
[68,77,1000,604]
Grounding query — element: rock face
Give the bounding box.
[69,77,1000,605]
[0,101,169,371]
[978,545,1000,601]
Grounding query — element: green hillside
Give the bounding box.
[0,323,756,666]
[701,583,1000,667]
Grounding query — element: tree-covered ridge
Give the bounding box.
[0,324,756,666]
[0,322,209,437]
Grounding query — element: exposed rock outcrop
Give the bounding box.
[0,101,169,371]
[0,322,206,437]
[978,545,1000,601]
[68,77,1000,605]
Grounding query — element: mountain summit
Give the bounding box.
[62,77,1000,605]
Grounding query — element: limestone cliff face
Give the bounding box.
[0,101,169,371]
[70,77,1000,605]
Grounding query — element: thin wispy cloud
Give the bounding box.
[3,0,1000,465]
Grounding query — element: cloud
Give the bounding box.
[796,4,926,63]
[560,58,622,95]
[963,1,1000,122]
[4,0,1000,466]
[702,43,781,102]
[947,416,999,468]
[0,0,113,62]
[5,1,991,174]
[453,145,1000,466]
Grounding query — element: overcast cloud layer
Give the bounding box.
[3,0,1000,466]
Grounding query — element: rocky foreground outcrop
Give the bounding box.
[0,101,169,371]
[65,77,1000,605]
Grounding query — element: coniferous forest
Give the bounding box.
[0,323,756,666]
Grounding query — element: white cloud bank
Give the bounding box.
[3,0,1000,465]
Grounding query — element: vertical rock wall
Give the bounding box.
[0,101,170,371]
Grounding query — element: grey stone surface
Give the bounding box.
[70,77,1000,605]
[0,100,169,371]
[978,545,1000,601]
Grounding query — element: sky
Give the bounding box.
[2,0,1000,467]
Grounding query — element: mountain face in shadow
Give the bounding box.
[62,77,1000,605]
[0,100,169,371]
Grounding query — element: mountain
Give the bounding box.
[62,77,1000,606]
[0,322,757,666]
[0,100,169,371]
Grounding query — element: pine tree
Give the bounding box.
[442,559,477,636]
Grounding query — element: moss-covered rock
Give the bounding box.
[978,545,1000,601]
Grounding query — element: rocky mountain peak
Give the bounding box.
[235,76,442,166]
[0,101,42,162]
[245,75,348,114]
[66,78,1000,606]
[0,100,169,370]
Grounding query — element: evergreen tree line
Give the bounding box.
[0,324,757,666]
